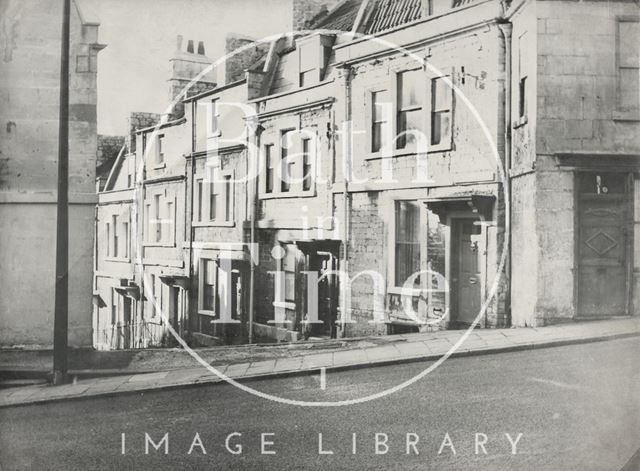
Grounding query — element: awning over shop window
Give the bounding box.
[424,194,495,220]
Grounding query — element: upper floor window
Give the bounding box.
[112,214,119,257]
[371,89,391,153]
[431,76,453,146]
[281,129,294,192]
[154,194,162,242]
[397,69,423,149]
[194,168,234,225]
[105,222,110,257]
[264,144,275,194]
[618,20,640,114]
[145,192,176,245]
[156,134,165,165]
[123,221,130,258]
[302,138,313,192]
[209,99,220,136]
[196,178,204,222]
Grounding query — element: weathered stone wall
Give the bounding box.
[0,0,102,347]
[536,0,640,155]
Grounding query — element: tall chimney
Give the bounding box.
[167,35,217,119]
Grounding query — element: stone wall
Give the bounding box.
[0,0,102,347]
[536,0,640,155]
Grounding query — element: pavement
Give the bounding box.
[0,317,638,409]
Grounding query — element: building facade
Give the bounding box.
[94,0,640,349]
[0,0,104,347]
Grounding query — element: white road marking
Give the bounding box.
[320,367,326,390]
[528,377,580,390]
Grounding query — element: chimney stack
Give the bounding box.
[167,35,217,119]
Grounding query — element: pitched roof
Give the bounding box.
[311,0,428,35]
[362,0,423,35]
[312,0,364,32]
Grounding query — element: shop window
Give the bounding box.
[395,201,421,287]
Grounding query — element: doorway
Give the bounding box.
[576,172,631,317]
[450,218,483,327]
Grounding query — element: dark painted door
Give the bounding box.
[577,173,630,317]
[452,219,482,327]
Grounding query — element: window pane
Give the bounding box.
[224,175,232,221]
[302,139,312,191]
[431,110,451,146]
[372,90,390,121]
[432,77,451,112]
[265,145,274,193]
[395,201,420,286]
[619,21,640,67]
[209,182,217,220]
[397,109,421,148]
[398,70,422,109]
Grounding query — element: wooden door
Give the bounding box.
[451,219,482,326]
[577,172,630,317]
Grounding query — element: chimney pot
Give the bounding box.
[187,39,194,53]
[176,35,183,51]
[198,41,205,55]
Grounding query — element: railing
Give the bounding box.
[94,320,182,350]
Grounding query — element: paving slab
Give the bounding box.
[301,353,334,370]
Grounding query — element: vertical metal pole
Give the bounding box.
[52,0,71,385]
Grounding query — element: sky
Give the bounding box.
[81,0,294,135]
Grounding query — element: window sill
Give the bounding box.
[259,189,316,200]
[613,110,640,122]
[273,301,296,310]
[198,309,216,317]
[387,286,423,296]
[152,163,166,170]
[143,241,176,248]
[513,116,528,129]
[364,145,452,160]
[192,220,236,228]
[104,256,131,263]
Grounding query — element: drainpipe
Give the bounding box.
[498,21,513,327]
[249,115,263,344]
[187,102,196,337]
[340,66,352,338]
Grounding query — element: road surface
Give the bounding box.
[1,337,639,470]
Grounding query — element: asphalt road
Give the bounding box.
[1,337,639,471]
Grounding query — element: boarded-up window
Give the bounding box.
[618,21,640,112]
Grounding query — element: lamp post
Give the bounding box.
[52,0,71,386]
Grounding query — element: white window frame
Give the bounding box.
[259,126,317,199]
[155,134,165,168]
[198,258,217,316]
[428,73,454,152]
[193,166,235,227]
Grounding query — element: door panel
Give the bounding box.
[578,183,629,317]
[452,219,482,326]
